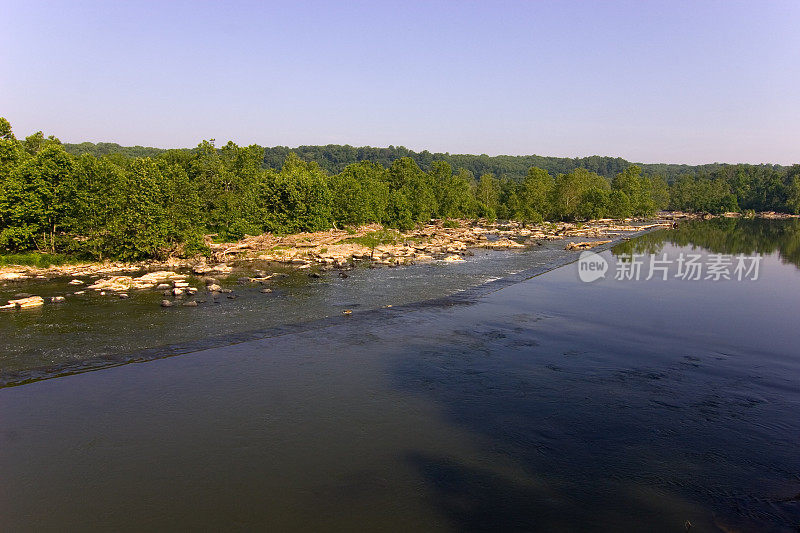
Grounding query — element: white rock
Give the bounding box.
[8,296,44,308]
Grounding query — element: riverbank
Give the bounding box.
[0,216,674,312]
[0,216,673,285]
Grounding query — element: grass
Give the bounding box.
[0,252,77,268]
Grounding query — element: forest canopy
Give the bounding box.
[1,118,797,262]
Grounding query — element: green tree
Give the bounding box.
[474,173,500,219]
[0,144,76,253]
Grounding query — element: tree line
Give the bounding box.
[1,118,798,262]
[66,141,787,183]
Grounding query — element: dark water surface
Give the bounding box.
[1,219,799,532]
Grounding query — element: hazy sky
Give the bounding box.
[2,1,798,164]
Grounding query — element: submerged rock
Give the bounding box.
[50,296,66,303]
[160,300,173,307]
[182,300,198,307]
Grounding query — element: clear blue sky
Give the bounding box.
[2,0,798,164]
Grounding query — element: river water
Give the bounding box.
[1,219,798,531]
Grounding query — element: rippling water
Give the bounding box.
[1,219,798,531]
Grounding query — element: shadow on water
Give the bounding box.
[387,221,800,532]
[395,330,800,532]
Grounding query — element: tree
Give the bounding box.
[517,167,554,222]
[0,144,76,253]
[258,153,333,234]
[474,173,500,219]
[551,168,609,220]
[785,166,800,214]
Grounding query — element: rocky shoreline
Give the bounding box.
[1,210,791,310]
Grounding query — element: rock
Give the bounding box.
[163,290,173,297]
[260,288,273,293]
[206,284,222,292]
[338,271,349,278]
[136,271,185,285]
[9,296,45,309]
[73,291,85,295]
[565,240,612,251]
[182,300,198,307]
[308,272,323,278]
[342,309,352,315]
[220,288,233,294]
[237,277,251,284]
[119,293,129,299]
[192,264,211,275]
[68,279,84,285]
[155,283,171,290]
[227,294,237,299]
[442,254,464,262]
[50,296,66,303]
[210,264,233,274]
[161,300,173,307]
[13,293,33,299]
[0,303,16,310]
[173,281,189,288]
[172,288,185,296]
[0,272,26,282]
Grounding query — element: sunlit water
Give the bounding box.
[1,219,799,531]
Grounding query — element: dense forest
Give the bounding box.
[66,141,785,183]
[1,118,798,262]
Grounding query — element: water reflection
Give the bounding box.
[613,218,800,267]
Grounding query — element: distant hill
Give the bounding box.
[64,141,786,182]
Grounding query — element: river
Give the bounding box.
[1,218,798,531]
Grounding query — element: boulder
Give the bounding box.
[9,296,45,309]
[206,284,222,292]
